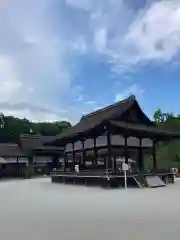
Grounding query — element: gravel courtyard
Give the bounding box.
[0,178,180,240]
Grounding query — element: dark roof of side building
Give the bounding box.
[20,134,63,151]
[0,143,26,157]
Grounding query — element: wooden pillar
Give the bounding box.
[138,138,144,171]
[63,151,67,171]
[93,138,98,165]
[113,156,117,172]
[81,139,86,168]
[124,134,128,164]
[107,129,112,170]
[103,156,106,169]
[152,140,157,170]
[72,142,75,170]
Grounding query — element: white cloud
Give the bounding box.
[66,0,180,71]
[124,0,180,65]
[66,0,93,10]
[71,36,89,55]
[94,28,107,53]
[0,56,22,102]
[115,84,144,102]
[1,0,180,123]
[0,0,75,122]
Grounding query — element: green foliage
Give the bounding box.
[0,114,72,143]
[154,109,180,169]
[153,108,174,123]
[153,108,162,123]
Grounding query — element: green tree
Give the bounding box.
[0,114,72,143]
[154,110,180,169]
[153,108,162,123]
[153,109,174,123]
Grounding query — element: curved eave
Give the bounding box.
[133,100,155,126]
[110,121,180,139]
[50,127,105,146]
[47,120,180,147]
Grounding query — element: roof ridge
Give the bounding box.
[0,143,19,146]
[81,95,136,120]
[20,134,41,138]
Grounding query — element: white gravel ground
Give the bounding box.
[0,178,180,240]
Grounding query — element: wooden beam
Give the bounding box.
[65,144,153,154]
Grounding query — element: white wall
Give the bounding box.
[34,156,52,164]
[18,157,28,163]
[58,158,64,163]
[65,135,153,152]
[4,157,18,163]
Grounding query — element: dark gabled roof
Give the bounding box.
[20,134,63,151]
[48,95,180,145]
[80,95,136,121]
[50,95,149,143]
[20,134,42,150]
[0,143,26,157]
[34,146,63,151]
[41,136,58,144]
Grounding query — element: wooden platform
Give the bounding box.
[50,170,174,188]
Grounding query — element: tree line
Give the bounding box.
[148,109,180,169]
[0,114,71,143]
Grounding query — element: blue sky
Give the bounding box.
[1,0,180,123]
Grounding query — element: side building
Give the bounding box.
[0,143,28,177]
[0,134,63,178]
